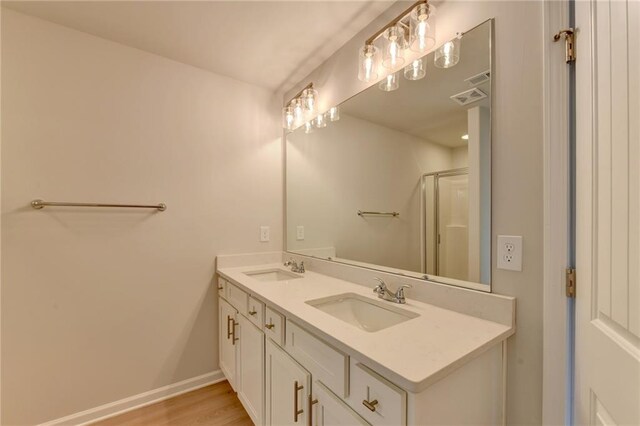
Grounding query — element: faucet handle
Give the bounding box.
[373,277,387,293]
[394,284,412,299]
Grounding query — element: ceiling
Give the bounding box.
[341,20,491,147]
[3,0,395,93]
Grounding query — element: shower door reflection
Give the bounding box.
[423,169,470,281]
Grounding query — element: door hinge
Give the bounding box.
[566,268,576,298]
[553,28,576,63]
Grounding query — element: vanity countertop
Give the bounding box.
[217,263,514,393]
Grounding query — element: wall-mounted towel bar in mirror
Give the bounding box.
[357,210,400,217]
[31,199,167,211]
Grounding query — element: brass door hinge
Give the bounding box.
[554,28,576,63]
[566,268,576,298]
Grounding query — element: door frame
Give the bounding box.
[542,0,574,424]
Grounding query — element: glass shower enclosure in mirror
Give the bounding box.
[286,20,492,290]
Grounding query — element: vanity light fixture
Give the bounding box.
[282,82,318,130]
[379,72,400,92]
[327,106,340,122]
[435,35,461,68]
[358,0,435,82]
[314,113,327,128]
[304,121,314,134]
[404,58,426,80]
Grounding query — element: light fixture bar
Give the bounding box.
[364,0,429,46]
[285,82,314,107]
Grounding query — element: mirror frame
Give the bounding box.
[283,18,494,292]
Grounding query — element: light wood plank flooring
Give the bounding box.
[93,381,252,426]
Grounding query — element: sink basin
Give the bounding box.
[244,268,302,282]
[306,293,419,332]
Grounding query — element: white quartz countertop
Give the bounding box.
[218,263,514,393]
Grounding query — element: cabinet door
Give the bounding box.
[237,314,265,425]
[265,339,311,426]
[313,381,370,426]
[219,297,238,390]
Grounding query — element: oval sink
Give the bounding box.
[306,293,419,332]
[244,268,302,282]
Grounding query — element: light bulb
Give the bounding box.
[302,87,318,114]
[292,98,304,126]
[382,25,406,69]
[379,72,399,92]
[358,44,379,82]
[434,37,460,69]
[410,3,436,53]
[282,106,295,130]
[304,121,314,134]
[327,106,340,122]
[314,113,327,128]
[404,58,426,80]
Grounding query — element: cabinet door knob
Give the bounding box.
[362,399,378,412]
[265,323,275,330]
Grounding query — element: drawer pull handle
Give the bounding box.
[249,310,257,316]
[293,381,304,422]
[217,286,223,290]
[308,395,318,426]
[231,319,238,345]
[265,323,275,330]
[362,399,378,412]
[226,315,233,340]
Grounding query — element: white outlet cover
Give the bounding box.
[260,226,270,242]
[296,225,304,241]
[497,235,523,271]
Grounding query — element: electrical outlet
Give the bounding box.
[260,226,270,242]
[497,235,522,271]
[296,226,305,241]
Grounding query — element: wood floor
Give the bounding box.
[93,381,253,426]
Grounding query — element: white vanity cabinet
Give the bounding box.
[218,296,237,390]
[265,339,311,426]
[218,279,265,425]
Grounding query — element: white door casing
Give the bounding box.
[575,1,640,424]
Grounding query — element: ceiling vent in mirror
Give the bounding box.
[465,70,491,86]
[450,88,487,106]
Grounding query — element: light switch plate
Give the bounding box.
[260,226,270,242]
[497,235,523,271]
[296,226,304,241]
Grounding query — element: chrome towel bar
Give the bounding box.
[31,199,166,211]
[357,210,399,217]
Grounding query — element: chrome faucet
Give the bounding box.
[284,259,305,273]
[373,278,411,304]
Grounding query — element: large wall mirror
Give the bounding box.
[286,20,493,291]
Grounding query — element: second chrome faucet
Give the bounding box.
[373,278,411,304]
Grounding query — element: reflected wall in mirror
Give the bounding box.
[286,20,492,290]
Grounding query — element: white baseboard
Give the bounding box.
[39,370,226,426]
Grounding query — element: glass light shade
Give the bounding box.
[302,87,318,114]
[326,106,340,122]
[381,25,406,69]
[304,121,314,134]
[314,113,327,128]
[292,98,304,126]
[409,3,436,53]
[282,106,295,130]
[434,37,461,69]
[404,58,426,80]
[379,72,399,91]
[358,44,379,82]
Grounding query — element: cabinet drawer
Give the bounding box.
[350,362,406,426]
[217,277,227,298]
[264,306,285,346]
[285,320,349,398]
[247,296,264,329]
[227,281,248,316]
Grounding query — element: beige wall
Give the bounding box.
[1,9,281,425]
[285,1,544,424]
